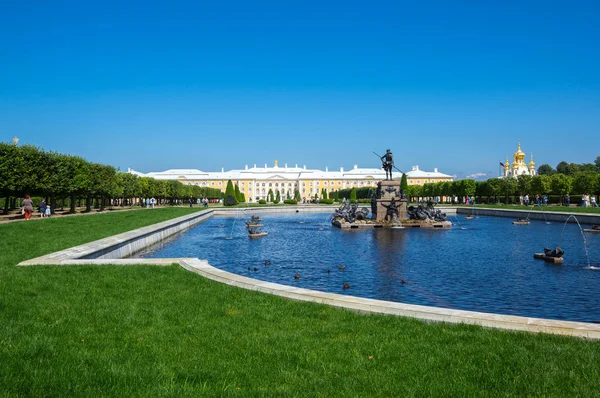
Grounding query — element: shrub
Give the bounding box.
[224,180,237,206]
[320,199,334,204]
[224,194,237,206]
[258,199,267,204]
[283,199,298,204]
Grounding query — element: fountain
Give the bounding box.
[583,224,600,234]
[224,210,242,240]
[512,217,530,225]
[533,247,564,264]
[451,215,466,230]
[559,215,592,268]
[332,149,451,230]
[246,214,268,238]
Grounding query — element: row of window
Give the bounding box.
[190,179,450,188]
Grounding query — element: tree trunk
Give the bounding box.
[3,195,9,214]
[50,195,56,214]
[100,195,106,211]
[70,193,76,213]
[85,197,92,212]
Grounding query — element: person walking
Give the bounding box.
[22,195,34,220]
[45,204,52,218]
[38,198,47,218]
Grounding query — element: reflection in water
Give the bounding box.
[372,229,407,302]
[137,213,600,322]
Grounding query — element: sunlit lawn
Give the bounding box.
[1,207,599,396]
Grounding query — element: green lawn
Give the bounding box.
[457,203,600,214]
[1,208,600,396]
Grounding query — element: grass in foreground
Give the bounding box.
[1,208,599,396]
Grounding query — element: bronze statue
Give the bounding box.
[380,149,394,180]
[382,197,399,222]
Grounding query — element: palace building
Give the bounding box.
[503,141,536,178]
[128,161,454,202]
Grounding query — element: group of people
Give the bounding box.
[195,197,209,207]
[21,195,51,220]
[145,197,157,208]
[518,194,548,206]
[581,193,598,208]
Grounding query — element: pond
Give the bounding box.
[135,212,600,323]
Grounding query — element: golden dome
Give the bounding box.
[529,154,535,169]
[513,140,525,163]
[504,156,509,170]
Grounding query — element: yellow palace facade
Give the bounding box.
[128,161,453,202]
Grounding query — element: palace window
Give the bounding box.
[269,183,272,187]
[275,183,279,187]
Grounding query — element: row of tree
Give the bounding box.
[0,143,223,213]
[419,172,599,204]
[537,157,600,176]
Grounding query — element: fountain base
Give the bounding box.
[533,253,564,264]
[332,219,451,229]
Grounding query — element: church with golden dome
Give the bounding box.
[503,141,536,177]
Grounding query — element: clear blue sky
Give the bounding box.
[1,0,599,180]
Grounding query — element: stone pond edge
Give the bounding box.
[17,206,600,340]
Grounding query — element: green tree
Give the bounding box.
[400,174,408,195]
[234,184,242,202]
[537,164,554,175]
[487,178,503,203]
[294,190,301,201]
[550,173,573,203]
[268,189,274,202]
[500,177,517,203]
[531,175,552,195]
[517,174,532,194]
[224,180,237,206]
[274,190,281,204]
[573,172,599,195]
[580,163,597,173]
[350,188,357,202]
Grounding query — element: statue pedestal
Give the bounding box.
[374,180,407,222]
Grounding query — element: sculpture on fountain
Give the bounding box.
[407,201,447,222]
[331,149,451,229]
[332,200,370,223]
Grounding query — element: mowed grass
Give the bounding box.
[1,209,600,396]
[461,203,600,214]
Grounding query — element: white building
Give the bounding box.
[128,161,453,202]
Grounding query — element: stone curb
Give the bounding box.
[16,206,600,340]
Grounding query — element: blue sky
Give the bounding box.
[1,1,599,180]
